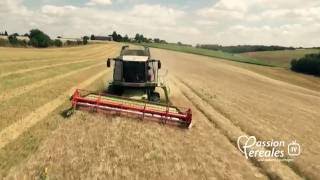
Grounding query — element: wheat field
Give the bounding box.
[0,43,319,179]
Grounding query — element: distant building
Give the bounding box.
[0,35,29,41]
[58,37,82,43]
[94,36,113,41]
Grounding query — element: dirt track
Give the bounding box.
[3,45,320,179]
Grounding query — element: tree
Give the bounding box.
[8,34,18,45]
[53,39,63,47]
[134,33,140,42]
[29,38,39,47]
[77,40,83,45]
[66,40,73,46]
[90,34,95,40]
[29,29,51,48]
[116,34,122,42]
[123,35,129,42]
[159,40,167,44]
[7,34,27,47]
[4,31,8,36]
[154,38,160,43]
[134,33,145,43]
[140,34,144,42]
[83,36,89,45]
[20,40,27,47]
[291,53,320,76]
[111,31,119,41]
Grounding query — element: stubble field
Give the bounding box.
[240,49,320,67]
[0,43,319,179]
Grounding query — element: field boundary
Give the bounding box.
[138,43,276,67]
[172,77,304,179]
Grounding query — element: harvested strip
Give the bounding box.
[0,67,109,131]
[0,45,117,70]
[0,45,117,73]
[0,70,107,149]
[0,46,118,102]
[0,44,117,63]
[0,61,99,91]
[0,59,99,78]
[5,76,268,179]
[172,77,302,180]
[0,63,104,102]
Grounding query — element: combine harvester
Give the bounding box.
[70,46,192,128]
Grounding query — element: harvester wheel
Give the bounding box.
[107,85,123,96]
[149,92,160,102]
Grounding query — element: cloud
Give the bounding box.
[1,0,320,46]
[213,23,320,46]
[195,0,320,46]
[213,0,250,12]
[0,1,195,43]
[197,8,245,21]
[41,5,78,16]
[197,0,320,23]
[86,0,112,6]
[0,0,30,15]
[129,4,185,25]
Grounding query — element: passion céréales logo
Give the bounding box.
[237,135,301,162]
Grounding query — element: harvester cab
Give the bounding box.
[70,45,192,128]
[107,46,164,102]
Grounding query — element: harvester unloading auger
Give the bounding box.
[70,45,192,128]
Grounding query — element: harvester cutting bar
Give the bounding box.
[71,89,192,127]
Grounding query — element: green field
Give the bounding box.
[140,43,320,68]
[241,49,320,67]
[139,43,276,67]
[140,43,276,66]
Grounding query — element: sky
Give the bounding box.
[1,0,320,47]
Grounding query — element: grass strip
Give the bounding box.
[138,43,276,67]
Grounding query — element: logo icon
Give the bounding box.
[288,141,301,156]
[237,135,301,161]
[237,135,257,159]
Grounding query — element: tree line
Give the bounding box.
[291,53,320,76]
[0,31,8,36]
[0,29,89,48]
[196,44,295,53]
[2,29,168,48]
[90,31,167,44]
